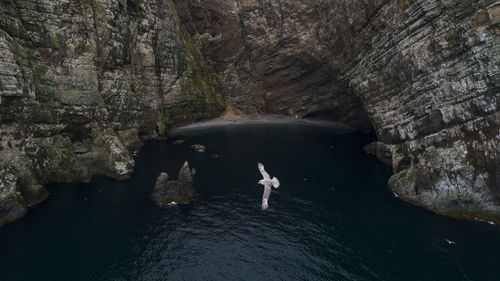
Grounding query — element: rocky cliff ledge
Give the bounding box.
[0,0,499,226]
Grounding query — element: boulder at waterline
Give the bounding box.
[191,144,206,153]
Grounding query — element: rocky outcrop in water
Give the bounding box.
[0,0,499,225]
[152,161,198,206]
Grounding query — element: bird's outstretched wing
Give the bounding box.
[271,177,280,188]
[258,162,270,180]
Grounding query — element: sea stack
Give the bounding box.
[152,161,198,206]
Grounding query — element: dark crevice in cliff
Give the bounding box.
[359,0,391,30]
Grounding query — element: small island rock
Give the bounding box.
[152,161,198,206]
[190,144,206,153]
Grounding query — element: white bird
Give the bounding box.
[445,239,456,244]
[257,162,280,210]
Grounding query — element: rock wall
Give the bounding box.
[327,0,500,220]
[0,0,225,227]
[0,0,499,226]
[173,0,373,130]
[173,0,500,221]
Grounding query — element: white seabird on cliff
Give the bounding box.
[258,162,280,210]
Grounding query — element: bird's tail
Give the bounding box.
[271,177,280,188]
[262,199,268,210]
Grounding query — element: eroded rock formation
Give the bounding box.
[0,0,499,225]
[152,161,198,206]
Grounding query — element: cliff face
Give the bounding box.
[173,0,500,220]
[0,0,499,226]
[173,0,372,129]
[0,0,225,226]
[339,0,500,220]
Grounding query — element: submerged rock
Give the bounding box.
[152,161,198,206]
[173,140,185,145]
[191,144,206,153]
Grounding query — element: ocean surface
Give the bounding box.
[1,124,499,281]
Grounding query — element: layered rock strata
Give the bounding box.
[335,0,500,220]
[173,0,373,130]
[0,0,225,227]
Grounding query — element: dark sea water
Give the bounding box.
[1,125,499,281]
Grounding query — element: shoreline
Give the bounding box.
[169,114,354,135]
